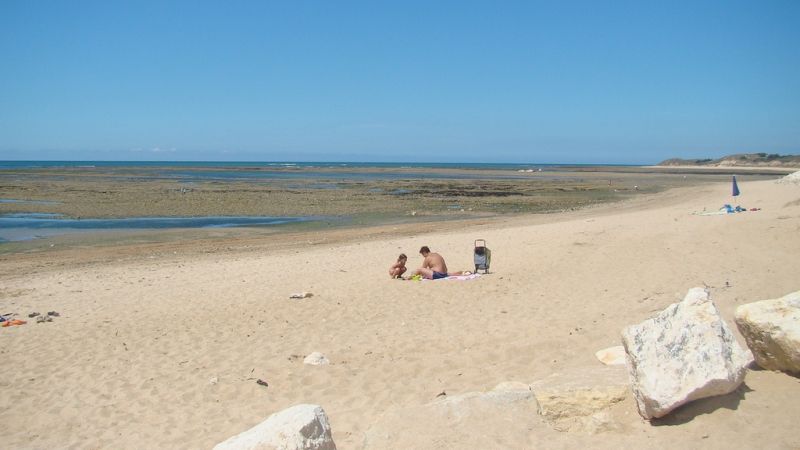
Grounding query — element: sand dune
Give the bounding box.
[1,177,799,449]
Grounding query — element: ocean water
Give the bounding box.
[0,160,600,170]
[0,160,640,185]
[0,160,594,182]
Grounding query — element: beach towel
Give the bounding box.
[692,204,753,216]
[423,273,482,281]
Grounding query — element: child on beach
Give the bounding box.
[389,253,408,279]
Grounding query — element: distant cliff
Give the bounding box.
[658,153,800,167]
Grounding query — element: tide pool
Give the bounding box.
[0,198,60,205]
[0,213,318,242]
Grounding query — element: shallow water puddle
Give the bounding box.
[0,213,316,241]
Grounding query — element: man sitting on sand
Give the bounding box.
[411,246,462,280]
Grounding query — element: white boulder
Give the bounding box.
[621,288,752,419]
[213,404,336,450]
[303,352,330,366]
[735,290,800,374]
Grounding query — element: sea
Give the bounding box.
[0,160,617,170]
[0,160,624,180]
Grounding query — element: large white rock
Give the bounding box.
[735,290,800,374]
[213,404,336,450]
[621,288,752,420]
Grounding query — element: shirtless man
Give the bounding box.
[412,246,461,280]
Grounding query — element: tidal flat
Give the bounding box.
[0,163,786,255]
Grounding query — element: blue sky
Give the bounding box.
[1,1,798,164]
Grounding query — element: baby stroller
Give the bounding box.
[473,239,491,274]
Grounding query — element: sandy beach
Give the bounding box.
[1,175,799,449]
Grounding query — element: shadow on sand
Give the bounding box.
[651,383,753,426]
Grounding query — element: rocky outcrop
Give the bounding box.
[531,365,629,432]
[735,291,800,374]
[213,404,336,450]
[621,288,752,420]
[362,382,541,449]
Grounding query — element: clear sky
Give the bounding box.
[1,1,798,164]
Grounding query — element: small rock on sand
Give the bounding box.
[304,352,330,365]
[595,346,626,366]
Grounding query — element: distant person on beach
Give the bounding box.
[411,246,462,280]
[389,253,408,279]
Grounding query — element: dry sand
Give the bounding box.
[1,177,799,449]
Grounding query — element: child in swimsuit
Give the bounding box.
[389,253,408,279]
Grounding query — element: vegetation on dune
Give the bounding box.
[658,153,800,167]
